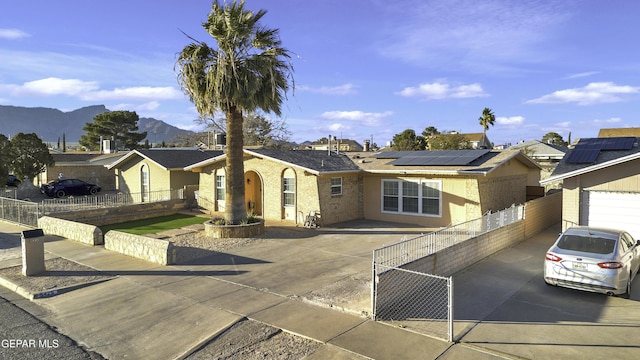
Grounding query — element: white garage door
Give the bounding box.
[583,191,640,240]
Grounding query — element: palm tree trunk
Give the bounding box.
[225,106,246,225]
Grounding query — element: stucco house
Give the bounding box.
[540,136,640,238]
[351,149,541,227]
[462,133,492,149]
[38,152,125,190]
[107,148,223,198]
[187,148,541,227]
[307,138,364,152]
[185,149,362,225]
[510,140,567,191]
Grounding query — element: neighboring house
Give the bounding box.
[39,152,125,190]
[187,148,540,227]
[461,133,492,149]
[351,149,541,227]
[510,140,567,191]
[185,149,362,225]
[107,148,223,198]
[540,136,640,238]
[307,138,364,152]
[598,127,640,138]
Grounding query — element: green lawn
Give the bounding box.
[99,213,206,235]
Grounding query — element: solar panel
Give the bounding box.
[388,149,491,166]
[600,137,635,150]
[564,148,601,164]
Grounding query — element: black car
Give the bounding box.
[41,178,101,197]
[6,175,20,187]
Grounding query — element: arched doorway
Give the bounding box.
[245,170,263,216]
[140,164,150,202]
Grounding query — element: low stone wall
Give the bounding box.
[38,216,103,245]
[51,199,186,226]
[104,231,174,265]
[204,220,265,238]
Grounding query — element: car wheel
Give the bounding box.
[89,187,98,195]
[55,189,66,198]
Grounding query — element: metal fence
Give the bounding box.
[0,189,185,227]
[372,204,525,342]
[40,189,184,214]
[0,197,41,227]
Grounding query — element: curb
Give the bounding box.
[0,275,117,300]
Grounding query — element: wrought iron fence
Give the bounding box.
[371,204,525,342]
[40,189,184,214]
[0,197,41,227]
[1,189,184,226]
[373,204,524,270]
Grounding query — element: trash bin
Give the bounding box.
[21,229,45,276]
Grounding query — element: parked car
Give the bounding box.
[40,178,101,198]
[6,175,20,187]
[544,226,640,297]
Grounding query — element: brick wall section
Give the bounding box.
[38,216,103,245]
[104,231,174,265]
[524,191,562,237]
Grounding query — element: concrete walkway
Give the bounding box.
[3,220,639,359]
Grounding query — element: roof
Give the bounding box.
[51,153,99,164]
[510,140,567,159]
[541,137,640,184]
[598,127,640,138]
[348,149,540,175]
[185,149,362,175]
[108,148,224,170]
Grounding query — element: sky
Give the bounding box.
[2,0,640,147]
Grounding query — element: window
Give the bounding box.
[382,179,441,216]
[283,177,295,206]
[331,177,342,195]
[215,173,225,201]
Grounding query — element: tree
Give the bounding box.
[428,133,472,150]
[391,129,426,151]
[243,112,291,148]
[0,134,12,185]
[422,126,440,149]
[541,132,568,146]
[79,111,147,151]
[10,133,54,182]
[478,107,495,148]
[176,0,294,224]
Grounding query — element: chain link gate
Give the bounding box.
[372,264,453,341]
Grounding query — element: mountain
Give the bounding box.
[0,105,193,144]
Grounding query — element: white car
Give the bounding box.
[544,226,640,297]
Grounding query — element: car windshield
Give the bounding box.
[556,234,616,254]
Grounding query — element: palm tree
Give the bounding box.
[478,107,495,149]
[176,0,294,224]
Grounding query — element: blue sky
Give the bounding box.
[2,0,640,147]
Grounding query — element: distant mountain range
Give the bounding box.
[0,104,194,144]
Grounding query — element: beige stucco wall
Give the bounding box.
[115,155,197,194]
[195,156,362,226]
[561,158,640,230]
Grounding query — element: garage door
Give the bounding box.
[582,191,640,239]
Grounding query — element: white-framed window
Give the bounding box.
[382,179,441,216]
[331,177,342,195]
[215,173,225,201]
[283,176,295,206]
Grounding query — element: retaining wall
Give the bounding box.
[50,199,186,226]
[38,216,103,245]
[104,231,175,265]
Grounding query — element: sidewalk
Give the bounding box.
[0,221,475,360]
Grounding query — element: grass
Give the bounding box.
[99,213,206,235]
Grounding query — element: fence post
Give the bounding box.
[448,276,454,342]
[371,255,377,320]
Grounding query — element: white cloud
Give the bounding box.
[563,71,599,79]
[397,81,488,100]
[0,28,30,40]
[526,82,640,105]
[81,86,182,101]
[496,116,524,125]
[298,83,356,95]
[18,78,99,96]
[320,110,393,127]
